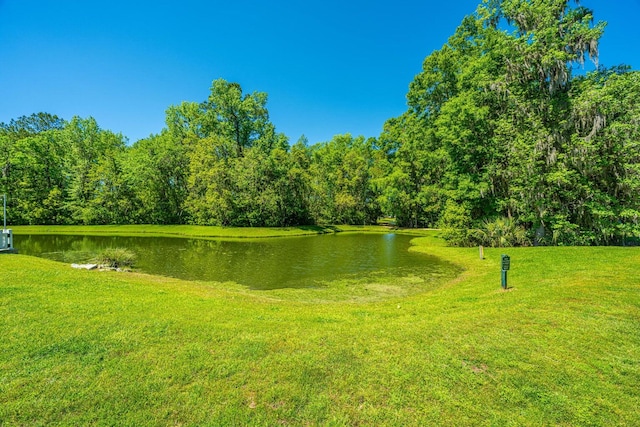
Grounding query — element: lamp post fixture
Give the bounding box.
[501,254,511,289]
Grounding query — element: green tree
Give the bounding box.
[178,79,291,226]
[394,0,609,244]
[567,68,640,244]
[0,112,65,139]
[202,79,273,156]
[63,117,128,224]
[125,132,189,224]
[184,134,237,225]
[0,113,66,224]
[308,134,381,225]
[10,130,69,224]
[379,113,446,227]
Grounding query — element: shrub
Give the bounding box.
[473,217,530,247]
[439,200,474,246]
[94,248,137,269]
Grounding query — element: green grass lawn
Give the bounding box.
[1,229,639,426]
[9,224,393,239]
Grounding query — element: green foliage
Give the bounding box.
[439,200,474,246]
[378,113,446,228]
[472,217,530,247]
[389,0,639,245]
[93,247,136,269]
[308,134,382,225]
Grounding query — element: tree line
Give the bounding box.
[2,0,639,246]
[0,80,384,228]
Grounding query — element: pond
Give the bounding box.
[14,233,456,290]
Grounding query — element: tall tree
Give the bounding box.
[202,79,273,156]
[568,68,640,243]
[379,113,446,228]
[0,112,65,139]
[63,117,128,224]
[0,113,66,223]
[125,132,189,224]
[308,135,381,225]
[10,130,68,224]
[392,0,609,244]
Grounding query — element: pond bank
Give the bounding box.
[10,224,408,239]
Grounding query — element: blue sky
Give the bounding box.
[1,0,639,145]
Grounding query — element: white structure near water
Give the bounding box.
[0,229,12,251]
[1,194,15,253]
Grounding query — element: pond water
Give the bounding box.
[15,233,455,290]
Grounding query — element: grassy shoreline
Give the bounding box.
[1,230,639,425]
[9,224,401,239]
